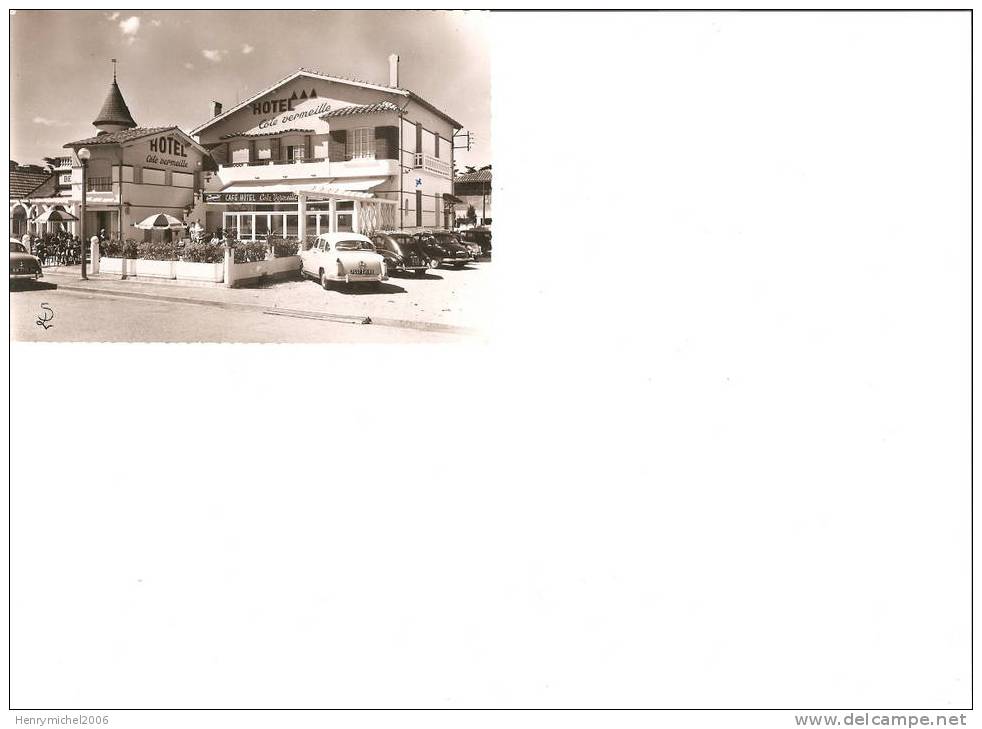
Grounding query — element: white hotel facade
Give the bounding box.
[189,56,462,240]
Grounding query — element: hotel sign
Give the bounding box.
[204,192,298,203]
[142,134,192,169]
[240,93,349,136]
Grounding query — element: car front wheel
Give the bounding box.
[320,270,330,290]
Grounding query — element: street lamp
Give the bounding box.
[77,147,91,280]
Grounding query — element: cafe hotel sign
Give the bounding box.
[204,191,299,203]
[145,134,190,169]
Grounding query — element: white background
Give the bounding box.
[5,9,973,728]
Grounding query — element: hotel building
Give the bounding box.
[189,55,462,240]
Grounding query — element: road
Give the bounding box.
[10,282,465,343]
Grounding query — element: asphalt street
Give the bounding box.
[10,258,490,342]
[10,283,463,343]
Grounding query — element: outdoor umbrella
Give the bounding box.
[134,213,186,230]
[32,206,79,224]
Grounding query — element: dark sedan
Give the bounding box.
[414,231,472,269]
[370,232,430,276]
[9,240,43,281]
[461,227,492,257]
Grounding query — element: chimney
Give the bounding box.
[388,54,399,87]
[211,100,223,117]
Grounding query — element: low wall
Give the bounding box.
[100,257,224,283]
[98,254,302,288]
[228,256,301,288]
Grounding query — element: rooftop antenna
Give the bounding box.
[111,58,117,81]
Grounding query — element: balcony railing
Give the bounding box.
[227,157,329,167]
[86,177,112,192]
[414,153,451,179]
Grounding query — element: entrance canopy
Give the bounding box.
[213,178,387,202]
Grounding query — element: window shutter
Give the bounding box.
[304,135,312,160]
[415,122,422,153]
[270,138,281,162]
[329,130,347,162]
[416,190,422,227]
[434,135,439,159]
[374,126,398,160]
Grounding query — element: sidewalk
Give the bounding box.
[40,264,489,335]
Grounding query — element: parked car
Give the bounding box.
[414,230,471,269]
[461,227,492,257]
[300,233,388,289]
[9,239,43,281]
[371,231,429,276]
[454,231,482,261]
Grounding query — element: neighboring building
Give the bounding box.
[61,71,210,240]
[453,167,491,227]
[189,56,462,240]
[9,163,57,238]
[42,154,75,198]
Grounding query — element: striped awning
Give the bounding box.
[217,178,387,200]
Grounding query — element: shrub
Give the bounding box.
[100,238,138,259]
[301,236,317,251]
[232,239,268,263]
[100,238,122,257]
[136,239,178,261]
[181,239,225,263]
[270,236,299,258]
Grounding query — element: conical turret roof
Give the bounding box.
[93,79,137,129]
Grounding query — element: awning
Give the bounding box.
[214,177,387,201]
[443,193,464,204]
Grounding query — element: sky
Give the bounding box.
[9,10,490,169]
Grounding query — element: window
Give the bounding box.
[348,128,374,160]
[287,145,305,162]
[434,135,440,159]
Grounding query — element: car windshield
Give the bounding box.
[334,239,374,251]
[10,242,26,253]
[431,234,455,245]
[388,234,411,244]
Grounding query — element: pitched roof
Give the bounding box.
[218,128,316,140]
[190,69,461,135]
[64,126,176,147]
[454,169,492,184]
[62,126,211,159]
[93,79,137,129]
[320,101,401,119]
[10,170,55,199]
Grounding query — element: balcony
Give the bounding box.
[215,157,399,187]
[86,177,113,192]
[414,153,451,179]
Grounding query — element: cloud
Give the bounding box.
[106,11,119,21]
[202,49,227,62]
[151,19,161,26]
[33,116,67,127]
[183,62,195,70]
[241,44,254,54]
[119,16,140,43]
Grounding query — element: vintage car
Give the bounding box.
[454,232,482,261]
[9,239,43,281]
[370,231,429,276]
[461,227,492,257]
[413,230,472,269]
[300,233,388,289]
